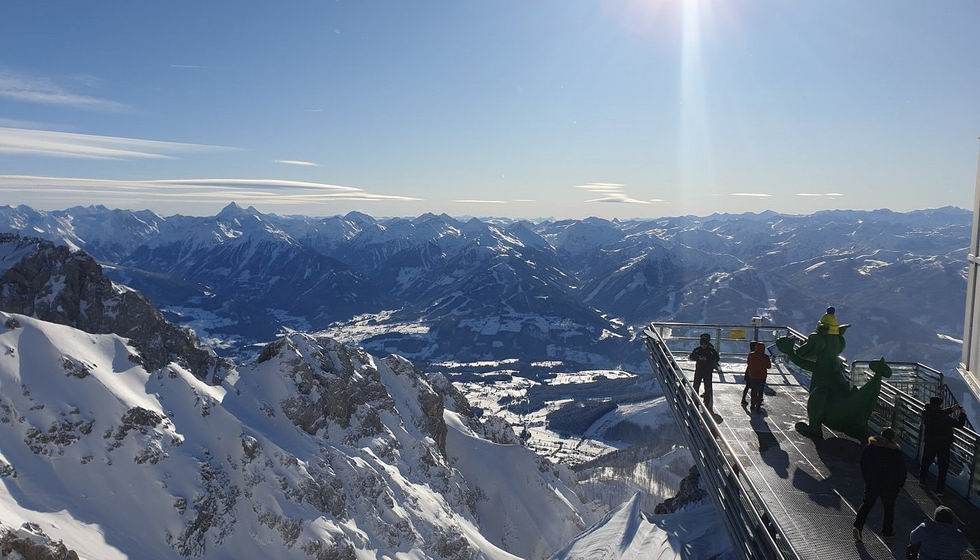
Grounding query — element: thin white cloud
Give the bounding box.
[577,182,661,204]
[452,199,509,204]
[0,71,126,110]
[729,192,773,198]
[0,118,65,130]
[0,127,231,160]
[585,194,651,204]
[575,183,625,192]
[0,175,420,205]
[648,198,667,203]
[511,199,536,202]
[274,159,319,167]
[795,192,844,198]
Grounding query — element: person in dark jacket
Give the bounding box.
[689,333,721,412]
[907,505,968,560]
[853,427,907,541]
[919,397,966,495]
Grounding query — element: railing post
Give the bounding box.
[968,437,979,501]
[915,405,926,466]
[891,394,903,436]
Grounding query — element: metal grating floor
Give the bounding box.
[677,359,980,560]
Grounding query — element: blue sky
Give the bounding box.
[1,1,978,218]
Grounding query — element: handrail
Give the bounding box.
[643,325,802,560]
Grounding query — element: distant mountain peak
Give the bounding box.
[343,210,376,226]
[216,201,261,219]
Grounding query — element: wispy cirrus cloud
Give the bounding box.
[274,159,319,167]
[451,198,538,204]
[0,71,126,111]
[795,192,843,198]
[0,118,66,130]
[0,175,421,205]
[0,127,232,160]
[576,182,665,204]
[728,192,773,198]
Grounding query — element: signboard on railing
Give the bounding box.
[729,328,747,340]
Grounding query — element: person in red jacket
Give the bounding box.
[745,340,771,413]
[742,341,757,407]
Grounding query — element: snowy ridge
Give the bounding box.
[0,312,591,559]
[552,493,732,560]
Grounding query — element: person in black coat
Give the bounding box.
[689,333,722,412]
[919,396,966,495]
[853,427,907,541]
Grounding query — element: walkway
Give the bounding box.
[676,358,980,560]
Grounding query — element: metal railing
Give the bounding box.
[643,325,802,560]
[849,361,944,404]
[651,322,796,360]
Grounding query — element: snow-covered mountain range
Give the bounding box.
[1,203,961,558]
[0,203,969,372]
[0,235,723,559]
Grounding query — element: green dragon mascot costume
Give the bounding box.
[776,322,891,440]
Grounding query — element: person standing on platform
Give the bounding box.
[745,341,772,413]
[689,333,721,412]
[853,427,907,541]
[920,397,966,496]
[741,341,756,407]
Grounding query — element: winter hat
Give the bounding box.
[934,506,954,524]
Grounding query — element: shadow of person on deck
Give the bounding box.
[790,436,857,510]
[750,413,789,479]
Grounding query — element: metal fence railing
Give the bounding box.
[643,325,802,560]
[650,322,795,361]
[850,361,944,406]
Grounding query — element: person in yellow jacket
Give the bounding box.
[819,306,840,335]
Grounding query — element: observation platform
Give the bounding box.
[643,322,980,560]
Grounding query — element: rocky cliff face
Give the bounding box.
[654,465,708,514]
[0,523,81,560]
[0,234,229,382]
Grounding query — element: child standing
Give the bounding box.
[819,306,840,335]
[746,340,772,413]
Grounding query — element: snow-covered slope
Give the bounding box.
[0,312,589,559]
[552,493,732,560]
[444,411,588,559]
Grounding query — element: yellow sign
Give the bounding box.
[729,328,747,340]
